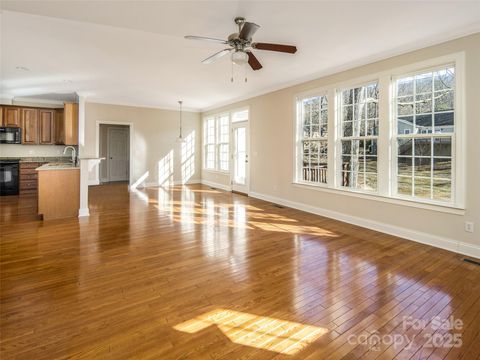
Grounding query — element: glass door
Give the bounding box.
[231,122,249,194]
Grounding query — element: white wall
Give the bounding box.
[82,102,201,187]
[202,33,480,256]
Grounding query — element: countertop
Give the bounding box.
[36,163,80,171]
[0,156,72,163]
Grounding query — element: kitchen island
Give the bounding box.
[36,163,80,220]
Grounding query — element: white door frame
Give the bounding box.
[95,121,134,188]
[230,120,250,194]
[106,126,129,182]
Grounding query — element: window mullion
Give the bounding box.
[377,75,391,197]
[327,88,336,187]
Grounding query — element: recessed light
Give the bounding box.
[15,66,30,71]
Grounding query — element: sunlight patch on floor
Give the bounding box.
[173,308,328,355]
[249,221,338,238]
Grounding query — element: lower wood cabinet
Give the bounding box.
[38,168,80,220]
[19,162,43,195]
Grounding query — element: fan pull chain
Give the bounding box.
[244,63,247,83]
[231,61,234,83]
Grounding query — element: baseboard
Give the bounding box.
[78,208,90,217]
[140,179,201,188]
[249,191,480,259]
[88,179,100,186]
[200,179,231,192]
[176,179,201,186]
[458,242,480,259]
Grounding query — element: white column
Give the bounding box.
[79,158,104,217]
[79,158,90,217]
[77,96,90,217]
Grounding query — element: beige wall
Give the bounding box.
[202,33,480,249]
[83,102,201,187]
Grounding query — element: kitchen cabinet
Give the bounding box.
[1,104,78,145]
[55,103,78,145]
[2,107,21,127]
[19,162,43,195]
[55,109,65,144]
[37,167,80,220]
[39,109,55,144]
[21,108,39,144]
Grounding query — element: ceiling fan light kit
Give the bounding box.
[185,16,297,79]
[231,50,249,65]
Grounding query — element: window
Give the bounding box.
[297,95,328,184]
[294,55,463,210]
[232,109,249,123]
[203,117,215,169]
[217,115,229,171]
[395,66,455,202]
[340,82,379,191]
[203,113,231,171]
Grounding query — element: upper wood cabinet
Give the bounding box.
[1,104,78,145]
[55,103,78,145]
[55,109,65,144]
[21,108,39,144]
[2,107,21,127]
[39,109,55,144]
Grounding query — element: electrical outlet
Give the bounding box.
[465,222,474,233]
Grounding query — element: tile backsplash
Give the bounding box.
[0,144,69,158]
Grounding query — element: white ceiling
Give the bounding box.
[1,1,479,111]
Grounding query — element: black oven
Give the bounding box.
[0,127,22,144]
[0,159,19,196]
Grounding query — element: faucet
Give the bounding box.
[63,146,77,166]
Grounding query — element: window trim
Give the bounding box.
[230,106,250,123]
[390,55,465,209]
[294,88,329,186]
[292,52,465,211]
[216,113,230,172]
[203,116,216,170]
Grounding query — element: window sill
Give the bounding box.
[292,182,465,215]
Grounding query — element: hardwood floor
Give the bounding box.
[1,183,479,359]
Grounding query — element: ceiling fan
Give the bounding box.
[185,17,297,71]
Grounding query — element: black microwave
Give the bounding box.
[0,127,21,144]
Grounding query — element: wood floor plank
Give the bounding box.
[1,183,479,360]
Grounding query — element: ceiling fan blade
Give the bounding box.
[202,48,233,64]
[252,42,297,54]
[247,51,262,71]
[239,22,260,41]
[185,35,228,45]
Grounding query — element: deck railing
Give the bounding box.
[302,166,327,184]
[302,163,352,186]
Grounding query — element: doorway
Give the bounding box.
[99,124,130,183]
[231,121,249,194]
